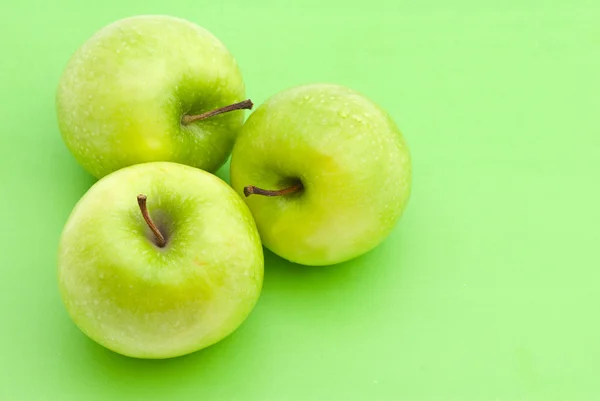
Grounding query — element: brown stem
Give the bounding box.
[137,194,166,248]
[182,99,253,125]
[244,183,303,197]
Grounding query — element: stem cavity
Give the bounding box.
[182,99,253,125]
[137,194,166,248]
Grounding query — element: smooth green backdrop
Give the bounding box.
[1,0,598,400]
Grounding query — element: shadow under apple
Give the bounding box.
[58,312,262,394]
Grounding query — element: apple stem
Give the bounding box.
[243,183,304,197]
[137,194,167,248]
[182,99,253,125]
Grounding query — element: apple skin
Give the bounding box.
[56,15,246,178]
[58,162,263,359]
[230,84,411,266]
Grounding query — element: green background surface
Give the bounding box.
[1,0,599,400]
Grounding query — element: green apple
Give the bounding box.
[58,162,263,358]
[56,15,251,178]
[230,84,411,266]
